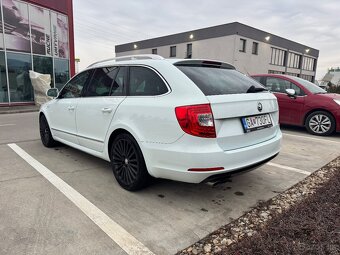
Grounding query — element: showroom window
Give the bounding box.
[170,46,176,57]
[239,39,246,52]
[84,67,119,97]
[7,52,33,102]
[54,58,70,90]
[33,56,54,88]
[129,66,168,96]
[0,51,8,103]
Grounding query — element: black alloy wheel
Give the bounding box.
[39,115,57,147]
[110,133,150,191]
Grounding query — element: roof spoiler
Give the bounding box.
[174,60,235,69]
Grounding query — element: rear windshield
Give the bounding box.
[177,66,265,95]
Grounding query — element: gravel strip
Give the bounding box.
[176,156,340,255]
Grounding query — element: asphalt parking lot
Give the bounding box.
[1,112,340,255]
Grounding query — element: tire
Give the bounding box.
[39,115,58,147]
[110,133,150,191]
[305,111,335,136]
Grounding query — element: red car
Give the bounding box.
[251,74,340,136]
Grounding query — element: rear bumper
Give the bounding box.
[201,152,278,183]
[141,130,282,183]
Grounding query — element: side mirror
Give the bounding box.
[285,88,296,97]
[47,88,59,98]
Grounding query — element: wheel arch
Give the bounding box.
[303,108,336,126]
[107,128,135,160]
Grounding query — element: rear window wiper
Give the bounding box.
[247,85,268,93]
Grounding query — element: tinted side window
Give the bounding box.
[265,77,304,96]
[111,67,126,96]
[129,67,168,96]
[59,71,91,98]
[84,67,118,97]
[177,66,264,95]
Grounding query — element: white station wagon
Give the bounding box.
[40,55,282,190]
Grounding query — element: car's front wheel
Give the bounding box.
[110,133,150,191]
[39,114,58,147]
[305,111,335,136]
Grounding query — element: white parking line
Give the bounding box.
[8,143,155,255]
[0,124,15,127]
[267,162,311,175]
[283,132,340,144]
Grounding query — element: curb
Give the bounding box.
[0,109,39,115]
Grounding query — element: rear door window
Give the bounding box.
[111,67,127,96]
[177,66,265,95]
[129,66,168,96]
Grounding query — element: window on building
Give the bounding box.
[129,66,168,96]
[59,70,91,98]
[84,67,119,97]
[239,39,246,52]
[152,48,157,54]
[302,56,315,71]
[285,72,299,77]
[270,47,286,66]
[0,51,8,103]
[300,74,314,82]
[268,70,284,74]
[54,58,70,90]
[252,42,258,55]
[186,44,192,59]
[33,56,54,88]
[287,52,301,69]
[170,46,176,57]
[7,52,33,102]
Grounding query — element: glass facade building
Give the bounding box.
[0,0,74,106]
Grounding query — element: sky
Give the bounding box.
[73,0,340,80]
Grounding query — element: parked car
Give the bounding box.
[39,55,281,190]
[252,74,340,136]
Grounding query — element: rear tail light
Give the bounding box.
[175,103,216,138]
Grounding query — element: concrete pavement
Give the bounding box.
[0,112,339,254]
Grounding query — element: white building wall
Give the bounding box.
[116,36,315,79]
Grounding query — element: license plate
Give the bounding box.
[241,114,273,133]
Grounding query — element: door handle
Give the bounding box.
[68,106,75,111]
[101,107,113,113]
